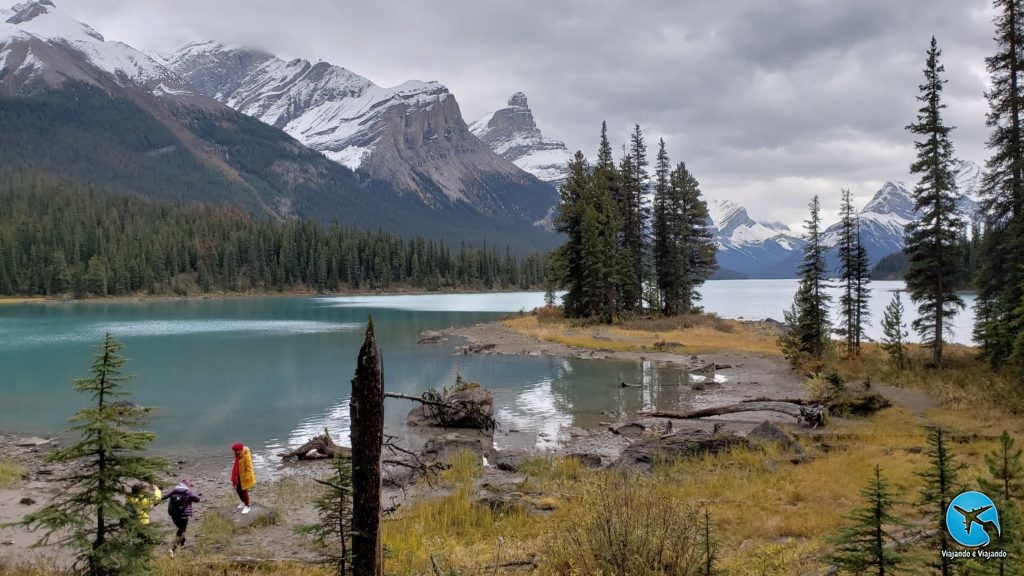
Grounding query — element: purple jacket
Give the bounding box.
[164,482,200,518]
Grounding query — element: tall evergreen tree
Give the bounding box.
[653,139,674,312]
[976,0,1024,369]
[594,122,628,322]
[917,427,962,576]
[880,290,909,369]
[853,220,872,353]
[779,196,832,362]
[553,152,591,317]
[837,190,872,357]
[613,125,649,313]
[670,162,717,314]
[904,36,965,369]
[828,465,903,575]
[23,334,166,576]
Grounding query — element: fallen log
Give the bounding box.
[278,428,352,461]
[639,401,826,427]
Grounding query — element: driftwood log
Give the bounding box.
[278,428,352,461]
[640,399,827,427]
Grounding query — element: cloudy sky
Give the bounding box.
[61,0,995,228]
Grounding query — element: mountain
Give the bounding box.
[161,42,558,223]
[821,178,982,272]
[707,198,806,278]
[469,92,571,186]
[0,1,558,250]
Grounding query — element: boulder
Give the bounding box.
[420,432,491,465]
[493,449,530,472]
[616,431,750,472]
[609,423,646,438]
[747,421,803,455]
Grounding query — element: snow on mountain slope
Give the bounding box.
[164,42,557,221]
[162,42,449,171]
[470,92,571,185]
[1,0,179,91]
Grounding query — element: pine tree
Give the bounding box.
[671,162,716,313]
[918,427,962,576]
[828,465,903,575]
[977,431,1024,576]
[976,0,1024,369]
[653,139,673,313]
[700,507,718,576]
[853,220,872,353]
[779,196,832,363]
[837,190,871,357]
[553,152,591,317]
[306,454,353,576]
[880,290,909,369]
[614,125,649,314]
[904,36,965,369]
[594,122,627,322]
[22,334,166,576]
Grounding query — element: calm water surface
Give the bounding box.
[0,281,975,464]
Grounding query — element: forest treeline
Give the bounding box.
[0,183,548,297]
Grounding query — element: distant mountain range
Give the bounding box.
[0,0,559,250]
[0,0,986,269]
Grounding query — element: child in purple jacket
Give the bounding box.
[163,477,200,555]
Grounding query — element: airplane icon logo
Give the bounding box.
[947,492,1001,548]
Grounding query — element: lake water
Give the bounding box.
[0,280,975,462]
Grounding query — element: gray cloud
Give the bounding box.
[59,0,996,228]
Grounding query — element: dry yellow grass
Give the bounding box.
[0,458,24,488]
[503,313,781,355]
[0,297,45,305]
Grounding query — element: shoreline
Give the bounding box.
[0,287,548,306]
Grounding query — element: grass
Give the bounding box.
[503,311,782,356]
[0,458,25,488]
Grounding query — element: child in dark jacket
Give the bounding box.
[163,477,200,555]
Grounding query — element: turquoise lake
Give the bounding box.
[0,281,976,464]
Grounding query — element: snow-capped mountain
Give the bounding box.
[0,0,185,94]
[821,179,982,270]
[162,42,556,220]
[0,1,560,250]
[706,198,806,278]
[469,92,571,186]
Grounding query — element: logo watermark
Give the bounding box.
[940,491,1010,562]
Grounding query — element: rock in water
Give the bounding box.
[406,382,494,430]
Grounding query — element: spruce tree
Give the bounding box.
[977,431,1024,576]
[880,290,909,369]
[779,196,831,362]
[976,0,1024,369]
[306,454,353,576]
[553,151,591,317]
[828,465,903,575]
[917,427,962,576]
[853,220,872,353]
[904,36,965,369]
[23,334,166,576]
[613,125,649,313]
[653,139,672,313]
[837,190,871,357]
[700,508,718,576]
[593,122,627,322]
[671,162,717,313]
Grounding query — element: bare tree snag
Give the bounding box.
[350,316,383,576]
[640,400,826,427]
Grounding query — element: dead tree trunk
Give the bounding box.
[277,428,352,461]
[350,317,383,576]
[640,400,826,427]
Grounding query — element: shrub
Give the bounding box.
[546,473,701,575]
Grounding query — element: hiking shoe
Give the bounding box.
[241,506,250,514]
[236,502,245,510]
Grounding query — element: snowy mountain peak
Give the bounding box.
[1,0,179,91]
[470,92,570,184]
[862,181,915,217]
